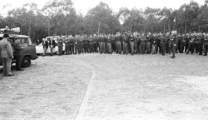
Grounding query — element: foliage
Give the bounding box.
[0,0,208,43]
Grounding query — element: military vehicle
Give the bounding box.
[0,27,38,67]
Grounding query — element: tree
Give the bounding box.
[86,2,118,34]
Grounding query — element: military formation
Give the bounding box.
[41,32,208,58]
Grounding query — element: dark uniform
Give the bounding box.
[49,38,56,56]
[58,39,63,55]
[204,35,208,56]
[115,35,122,54]
[129,35,135,55]
[178,35,184,53]
[197,35,203,55]
[160,35,166,56]
[123,35,129,54]
[84,38,89,53]
[89,37,94,53]
[106,36,112,54]
[140,35,146,54]
[155,36,160,54]
[77,39,82,54]
[134,35,139,54]
[186,35,194,54]
[99,36,105,54]
[74,38,78,54]
[13,40,23,70]
[42,39,48,56]
[165,36,170,54]
[94,36,99,53]
[146,36,151,54]
[151,36,157,54]
[170,35,176,58]
[64,39,70,55]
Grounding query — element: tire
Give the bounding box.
[22,56,31,67]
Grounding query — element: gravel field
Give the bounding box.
[0,53,208,120]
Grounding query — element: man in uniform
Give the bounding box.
[74,35,79,54]
[178,34,184,53]
[42,38,48,56]
[106,34,113,54]
[134,33,139,54]
[77,36,82,54]
[69,36,74,54]
[103,34,107,54]
[93,34,98,53]
[146,33,151,54]
[151,34,157,54]
[36,39,41,45]
[89,35,94,53]
[123,33,129,55]
[84,35,89,53]
[111,35,116,53]
[160,33,166,56]
[14,39,24,71]
[115,32,122,54]
[187,34,195,54]
[58,38,63,55]
[155,34,160,54]
[129,33,135,55]
[197,33,203,55]
[0,34,14,76]
[140,33,146,54]
[204,34,208,56]
[48,38,56,56]
[64,38,70,55]
[170,34,177,58]
[165,34,171,54]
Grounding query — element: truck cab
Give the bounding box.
[0,34,38,67]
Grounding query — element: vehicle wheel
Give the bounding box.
[22,56,31,67]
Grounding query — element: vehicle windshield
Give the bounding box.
[19,37,32,46]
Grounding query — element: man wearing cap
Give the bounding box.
[0,34,14,76]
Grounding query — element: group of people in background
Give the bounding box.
[40,32,208,59]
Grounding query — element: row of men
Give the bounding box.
[41,32,208,58]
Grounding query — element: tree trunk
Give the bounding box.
[28,20,31,37]
[48,18,50,36]
[168,19,171,33]
[163,20,166,32]
[185,22,187,33]
[98,22,101,35]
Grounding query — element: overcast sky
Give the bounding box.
[0,0,205,16]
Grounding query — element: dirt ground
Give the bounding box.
[0,53,208,120]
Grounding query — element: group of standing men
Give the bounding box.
[41,32,208,58]
[0,34,24,77]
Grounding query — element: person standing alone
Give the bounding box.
[0,34,14,76]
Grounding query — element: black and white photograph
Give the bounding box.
[0,0,208,119]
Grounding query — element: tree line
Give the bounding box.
[0,0,208,43]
